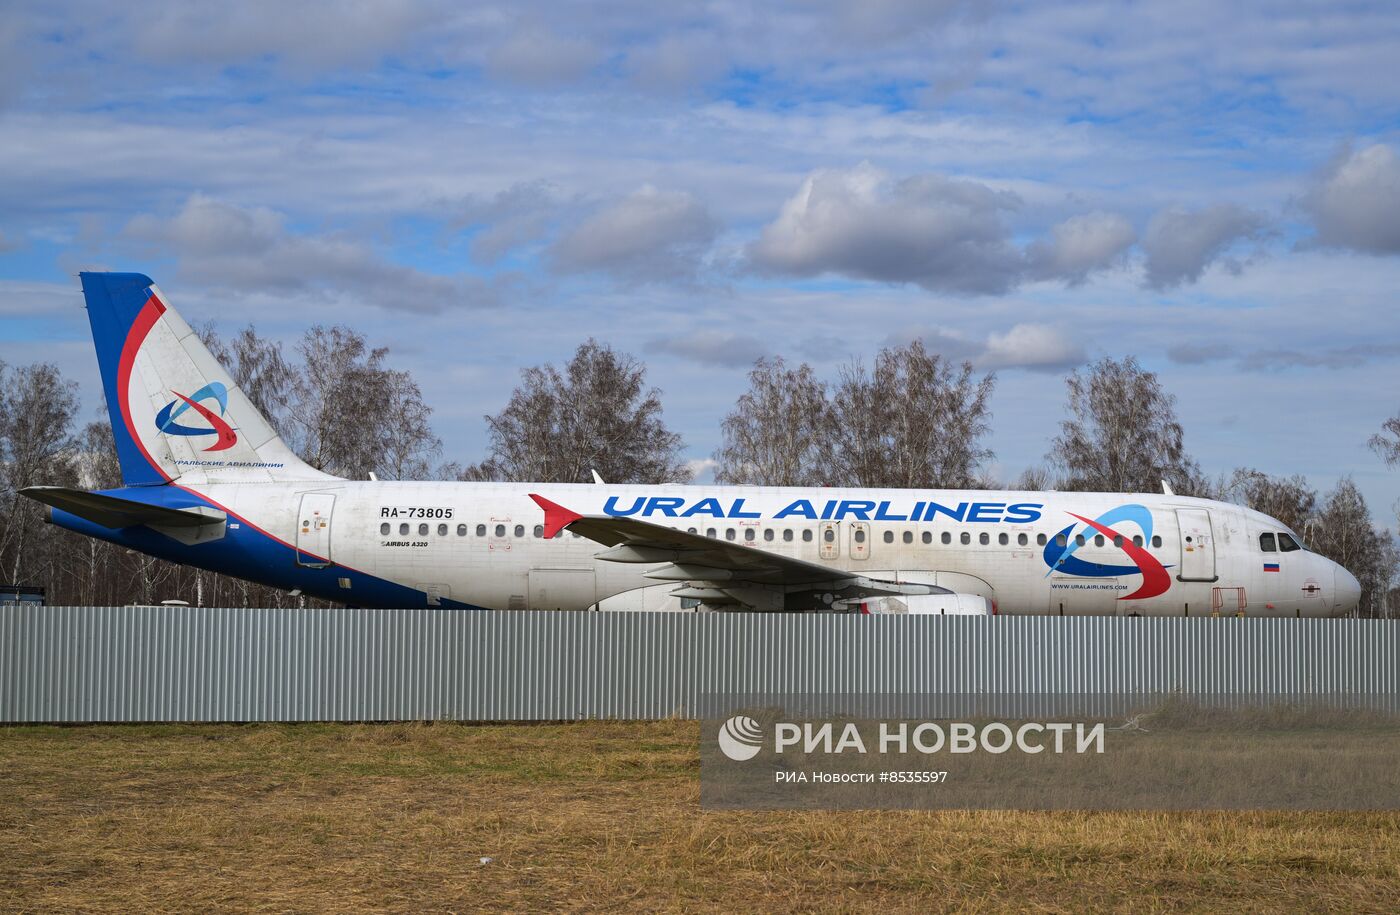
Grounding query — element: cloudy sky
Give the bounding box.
[3,1,1399,525]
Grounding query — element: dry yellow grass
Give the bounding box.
[2,721,1399,913]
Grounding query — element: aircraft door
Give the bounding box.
[296,493,335,568]
[1175,509,1217,581]
[819,521,840,560]
[850,522,870,560]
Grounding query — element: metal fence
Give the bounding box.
[2,606,1398,722]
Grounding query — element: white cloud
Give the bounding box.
[684,457,719,482]
[1301,143,1400,255]
[485,26,601,87]
[899,323,1086,373]
[453,181,566,265]
[1025,211,1136,285]
[550,186,719,283]
[1141,203,1268,290]
[980,324,1087,372]
[748,163,1024,295]
[649,330,768,368]
[123,194,480,313]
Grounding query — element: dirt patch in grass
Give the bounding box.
[2,721,1399,912]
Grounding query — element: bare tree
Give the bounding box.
[198,323,298,439]
[0,362,81,585]
[1048,356,1201,494]
[1310,478,1395,618]
[1013,465,1056,491]
[200,323,442,480]
[476,340,689,484]
[714,357,833,486]
[829,341,996,489]
[1371,410,1400,468]
[1220,468,1317,533]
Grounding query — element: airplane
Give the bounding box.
[21,272,1361,617]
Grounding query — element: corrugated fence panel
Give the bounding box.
[1,607,1398,722]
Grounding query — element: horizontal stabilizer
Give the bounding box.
[21,486,226,530]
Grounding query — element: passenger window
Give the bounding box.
[687,527,697,534]
[823,529,835,543]
[999,533,1009,546]
[1278,533,1301,553]
[764,528,775,542]
[979,532,990,545]
[960,532,971,545]
[854,529,866,543]
[1017,533,1028,546]
[1133,535,1143,547]
[457,524,467,536]
[1037,533,1047,546]
[903,531,913,544]
[1151,535,1162,548]
[744,528,755,542]
[419,523,429,536]
[1075,535,1085,546]
[706,528,717,538]
[726,528,737,541]
[514,524,524,538]
[941,532,951,545]
[437,523,448,536]
[380,522,390,535]
[783,529,794,542]
[1113,535,1123,547]
[882,530,893,544]
[1259,533,1277,552]
[533,525,544,538]
[1055,534,1067,547]
[400,523,409,536]
[922,531,932,544]
[803,529,813,542]
[495,524,506,537]
[1094,535,1104,547]
[476,523,486,537]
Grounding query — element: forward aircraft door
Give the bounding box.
[295,493,335,567]
[819,521,840,560]
[1175,509,1217,581]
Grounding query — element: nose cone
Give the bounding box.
[1333,565,1361,614]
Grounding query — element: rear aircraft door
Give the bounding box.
[819,521,840,560]
[1175,509,1217,581]
[849,521,870,560]
[296,493,335,567]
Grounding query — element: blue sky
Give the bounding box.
[2,1,1399,526]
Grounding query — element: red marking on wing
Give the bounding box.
[529,493,583,539]
[1066,512,1172,601]
[117,294,171,480]
[172,391,238,451]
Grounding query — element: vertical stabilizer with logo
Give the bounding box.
[80,272,335,486]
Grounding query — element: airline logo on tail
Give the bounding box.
[154,381,238,452]
[1042,504,1172,600]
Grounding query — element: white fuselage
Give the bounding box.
[191,480,1358,617]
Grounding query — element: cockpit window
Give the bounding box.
[1259,533,1277,553]
[1278,532,1302,553]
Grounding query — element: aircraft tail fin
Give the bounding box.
[79,272,334,486]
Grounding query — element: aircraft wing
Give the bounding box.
[529,494,947,608]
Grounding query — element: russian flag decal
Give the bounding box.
[1263,563,1280,573]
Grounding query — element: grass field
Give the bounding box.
[3,722,1399,913]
